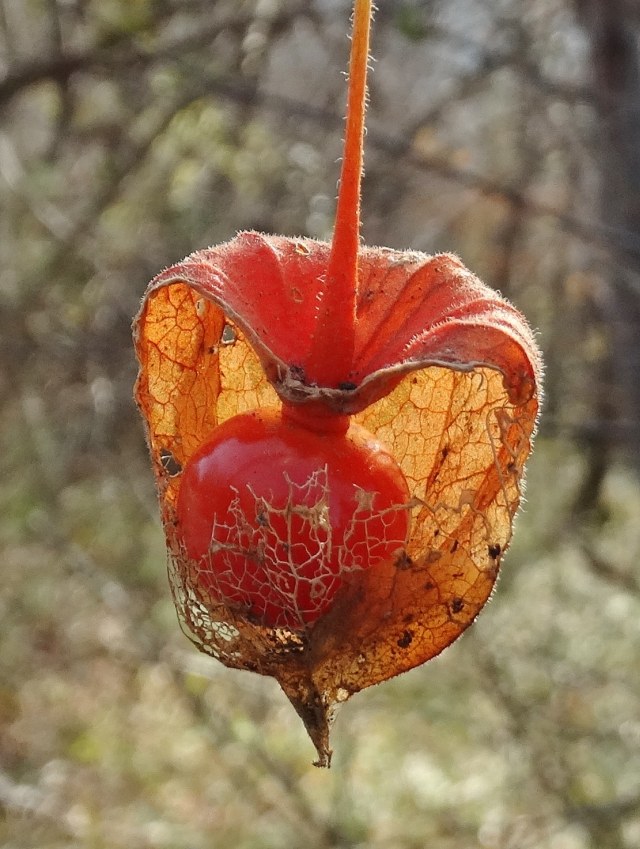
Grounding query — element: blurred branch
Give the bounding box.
[578,540,640,597]
[17,66,640,331]
[19,80,235,288]
[6,7,640,280]
[0,4,308,108]
[198,76,640,269]
[0,52,85,103]
[568,793,640,825]
[0,132,76,240]
[376,1,593,104]
[41,0,72,161]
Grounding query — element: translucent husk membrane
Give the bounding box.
[133,243,540,765]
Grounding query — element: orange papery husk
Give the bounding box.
[133,231,542,766]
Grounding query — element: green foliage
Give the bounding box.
[394,5,430,42]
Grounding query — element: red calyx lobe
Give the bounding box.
[176,405,410,629]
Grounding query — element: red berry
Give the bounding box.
[176,408,410,628]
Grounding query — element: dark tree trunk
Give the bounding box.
[577,0,640,468]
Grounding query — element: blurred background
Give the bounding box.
[1,0,640,846]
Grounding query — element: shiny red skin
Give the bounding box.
[176,409,410,628]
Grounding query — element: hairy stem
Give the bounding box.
[309,0,372,387]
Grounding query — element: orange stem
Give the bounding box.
[309,0,372,388]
